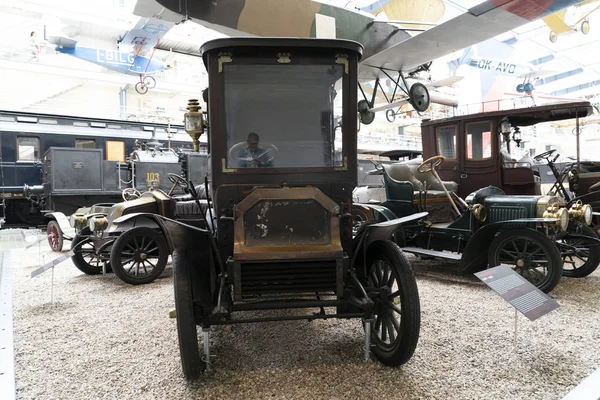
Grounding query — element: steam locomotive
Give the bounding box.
[0,110,207,227]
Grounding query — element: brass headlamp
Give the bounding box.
[89,215,109,233]
[543,204,568,232]
[568,200,593,226]
[72,213,88,231]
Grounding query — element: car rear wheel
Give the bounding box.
[110,227,169,285]
[488,228,563,293]
[173,249,204,380]
[71,228,112,275]
[365,240,420,366]
[557,224,600,278]
[47,220,63,252]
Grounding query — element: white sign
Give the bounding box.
[30,250,74,278]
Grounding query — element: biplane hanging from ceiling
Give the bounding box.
[50,17,175,95]
[131,0,590,112]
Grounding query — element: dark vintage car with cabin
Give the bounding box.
[108,37,426,380]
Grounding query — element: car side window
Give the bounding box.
[436,126,456,159]
[466,121,492,160]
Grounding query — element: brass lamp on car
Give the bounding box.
[72,213,88,231]
[183,98,205,152]
[568,200,593,225]
[89,215,109,233]
[543,204,569,231]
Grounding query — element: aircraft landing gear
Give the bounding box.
[516,83,534,94]
[135,75,156,95]
[581,20,590,35]
[549,31,558,43]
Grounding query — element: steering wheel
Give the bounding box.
[122,188,141,201]
[418,155,445,173]
[533,149,557,161]
[168,173,189,189]
[228,142,279,167]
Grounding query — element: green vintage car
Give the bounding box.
[353,154,598,293]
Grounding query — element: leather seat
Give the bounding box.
[175,199,209,217]
[383,164,458,200]
[172,184,209,202]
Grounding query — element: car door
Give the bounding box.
[458,120,501,198]
[433,123,460,187]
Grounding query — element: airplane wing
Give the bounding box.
[424,76,463,89]
[359,0,587,79]
[48,36,77,48]
[542,12,573,34]
[118,17,175,55]
[517,69,555,80]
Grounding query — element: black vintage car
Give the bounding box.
[111,37,425,380]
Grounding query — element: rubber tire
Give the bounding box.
[135,81,148,95]
[488,228,563,293]
[47,220,63,252]
[173,248,204,380]
[366,240,421,366]
[582,20,590,35]
[560,224,600,278]
[110,227,169,285]
[71,228,112,275]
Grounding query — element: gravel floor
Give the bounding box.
[7,238,600,400]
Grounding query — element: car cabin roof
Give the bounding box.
[421,101,595,128]
[200,37,364,67]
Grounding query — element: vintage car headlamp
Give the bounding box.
[568,201,593,226]
[89,216,109,233]
[543,205,568,232]
[72,213,88,231]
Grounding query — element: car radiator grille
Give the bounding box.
[487,206,528,223]
[239,261,337,298]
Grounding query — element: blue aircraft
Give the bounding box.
[50,17,175,94]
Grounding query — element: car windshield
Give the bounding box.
[224,63,344,169]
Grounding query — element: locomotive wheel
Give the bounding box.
[557,224,600,278]
[488,228,563,293]
[71,228,112,275]
[110,227,169,285]
[365,240,420,366]
[47,220,64,252]
[173,248,204,380]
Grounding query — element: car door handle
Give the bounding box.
[460,174,468,179]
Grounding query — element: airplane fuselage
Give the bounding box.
[56,46,165,75]
[465,56,535,78]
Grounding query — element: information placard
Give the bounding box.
[30,250,75,278]
[474,264,559,321]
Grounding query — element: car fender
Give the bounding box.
[112,213,212,252]
[460,217,559,274]
[44,212,75,240]
[363,212,429,249]
[354,203,398,221]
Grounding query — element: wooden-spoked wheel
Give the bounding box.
[365,240,420,366]
[488,228,563,293]
[47,220,63,252]
[110,227,169,285]
[556,224,600,278]
[71,228,112,275]
[417,155,445,173]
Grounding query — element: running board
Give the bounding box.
[401,247,462,260]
